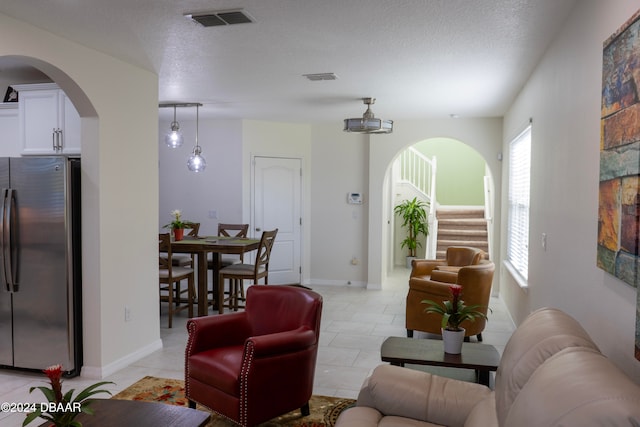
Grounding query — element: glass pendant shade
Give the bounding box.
[187,146,206,172]
[164,121,184,148]
[187,103,205,172]
[164,105,184,147]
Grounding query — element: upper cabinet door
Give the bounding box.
[19,88,59,155]
[15,83,81,156]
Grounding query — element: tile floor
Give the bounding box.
[0,268,515,427]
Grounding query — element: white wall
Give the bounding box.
[0,13,160,378]
[501,0,640,381]
[309,125,369,286]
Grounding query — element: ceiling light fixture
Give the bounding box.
[164,105,184,148]
[159,102,206,172]
[343,97,393,134]
[187,104,206,173]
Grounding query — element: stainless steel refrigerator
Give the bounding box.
[0,157,82,376]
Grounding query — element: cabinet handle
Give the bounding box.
[57,129,63,151]
[52,128,56,150]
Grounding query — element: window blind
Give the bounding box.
[507,125,531,282]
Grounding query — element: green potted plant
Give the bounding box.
[24,364,113,427]
[394,197,429,267]
[421,284,489,354]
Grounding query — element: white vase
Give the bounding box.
[441,327,465,354]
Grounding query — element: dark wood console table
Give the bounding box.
[38,399,210,427]
[380,336,500,387]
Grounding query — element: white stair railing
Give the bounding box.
[398,147,438,258]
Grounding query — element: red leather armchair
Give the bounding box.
[185,285,323,427]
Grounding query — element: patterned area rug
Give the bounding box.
[112,376,355,427]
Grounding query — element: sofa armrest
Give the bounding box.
[410,259,446,277]
[247,327,316,357]
[409,277,454,297]
[430,269,458,283]
[357,365,492,427]
[186,312,252,355]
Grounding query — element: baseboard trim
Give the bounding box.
[81,338,163,379]
[307,279,367,288]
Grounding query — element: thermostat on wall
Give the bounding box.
[348,192,363,204]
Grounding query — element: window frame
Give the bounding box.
[505,124,531,288]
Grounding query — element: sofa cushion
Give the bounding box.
[505,346,640,426]
[494,308,600,426]
[356,365,491,427]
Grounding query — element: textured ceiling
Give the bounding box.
[0,0,577,122]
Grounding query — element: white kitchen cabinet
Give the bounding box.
[0,103,20,157]
[13,83,81,155]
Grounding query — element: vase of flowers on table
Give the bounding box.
[163,209,190,241]
[23,364,114,427]
[421,284,489,354]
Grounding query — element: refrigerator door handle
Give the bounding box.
[6,189,18,291]
[0,188,9,291]
[2,189,18,292]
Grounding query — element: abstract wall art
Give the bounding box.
[600,8,640,360]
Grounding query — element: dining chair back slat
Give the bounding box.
[217,228,278,313]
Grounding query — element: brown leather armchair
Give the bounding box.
[406,260,494,341]
[185,285,322,427]
[410,246,486,281]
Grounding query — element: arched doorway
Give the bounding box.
[382,137,496,288]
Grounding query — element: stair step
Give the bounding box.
[438,228,488,240]
[435,206,489,259]
[437,207,485,219]
[438,239,488,249]
[438,218,487,225]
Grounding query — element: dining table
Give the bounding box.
[171,235,260,315]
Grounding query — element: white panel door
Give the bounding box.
[253,156,302,284]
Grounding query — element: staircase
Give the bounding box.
[435,206,489,259]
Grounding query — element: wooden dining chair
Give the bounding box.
[158,233,195,328]
[167,222,200,267]
[206,223,250,311]
[218,228,278,313]
[208,223,250,268]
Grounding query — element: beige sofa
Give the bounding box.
[336,308,640,426]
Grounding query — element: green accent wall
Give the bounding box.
[414,138,486,205]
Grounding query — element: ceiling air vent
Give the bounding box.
[187,9,254,27]
[303,73,338,81]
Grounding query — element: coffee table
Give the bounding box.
[380,336,500,387]
[38,399,210,427]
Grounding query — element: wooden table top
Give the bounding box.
[38,399,210,427]
[381,336,500,371]
[171,235,259,253]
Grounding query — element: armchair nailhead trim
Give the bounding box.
[239,341,255,427]
[185,321,197,399]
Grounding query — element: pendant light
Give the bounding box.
[164,105,184,148]
[187,104,206,172]
[343,97,393,134]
